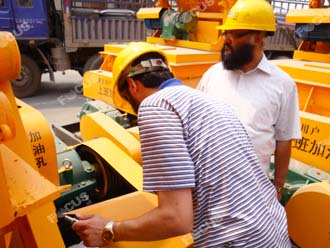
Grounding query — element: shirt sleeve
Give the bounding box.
[275,79,302,140]
[138,105,195,192]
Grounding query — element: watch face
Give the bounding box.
[102,229,113,241]
[102,221,114,242]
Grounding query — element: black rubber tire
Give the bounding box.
[82,54,104,76]
[11,54,41,98]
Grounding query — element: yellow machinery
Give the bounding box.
[2,0,330,247]
[83,0,230,97]
[0,31,193,247]
[82,0,330,247]
[0,31,68,248]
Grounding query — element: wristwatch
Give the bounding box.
[102,221,115,243]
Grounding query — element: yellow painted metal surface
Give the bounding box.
[272,59,330,85]
[271,59,330,172]
[76,137,143,191]
[16,99,59,185]
[146,36,222,51]
[69,191,193,248]
[0,150,14,228]
[296,81,330,116]
[0,32,36,170]
[285,181,330,248]
[0,31,68,248]
[135,0,232,51]
[293,50,330,63]
[193,20,222,44]
[136,7,162,19]
[83,69,116,109]
[127,126,140,141]
[27,202,66,247]
[0,138,68,247]
[286,8,330,23]
[292,112,330,173]
[102,43,220,64]
[174,0,225,12]
[83,44,220,103]
[80,112,142,164]
[1,144,69,217]
[0,32,21,81]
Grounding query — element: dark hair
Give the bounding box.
[130,52,173,88]
[266,31,275,37]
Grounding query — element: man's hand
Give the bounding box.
[72,213,109,247]
[276,190,283,201]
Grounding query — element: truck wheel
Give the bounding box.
[82,54,104,76]
[11,54,41,98]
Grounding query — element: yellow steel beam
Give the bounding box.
[293,50,330,64]
[271,59,330,85]
[136,7,162,19]
[286,8,330,23]
[80,112,142,164]
[69,191,193,248]
[146,36,222,51]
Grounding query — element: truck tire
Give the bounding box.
[11,54,41,98]
[82,54,104,76]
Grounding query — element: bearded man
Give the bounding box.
[197,0,301,201]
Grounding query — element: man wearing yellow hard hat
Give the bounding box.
[197,0,301,201]
[72,42,291,247]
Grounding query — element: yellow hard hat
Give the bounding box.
[217,0,276,32]
[111,42,167,115]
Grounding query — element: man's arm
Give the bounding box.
[115,188,193,240]
[72,188,193,247]
[274,140,292,200]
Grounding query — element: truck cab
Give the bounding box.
[0,0,60,39]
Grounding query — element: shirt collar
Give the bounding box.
[157,78,183,91]
[257,53,272,74]
[244,53,272,75]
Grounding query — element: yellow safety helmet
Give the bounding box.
[217,0,276,32]
[111,42,167,115]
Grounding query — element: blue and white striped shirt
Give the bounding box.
[138,78,291,248]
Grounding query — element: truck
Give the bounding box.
[0,0,149,98]
[0,0,306,98]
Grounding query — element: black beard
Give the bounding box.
[221,43,255,70]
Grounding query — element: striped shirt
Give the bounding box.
[138,78,291,248]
